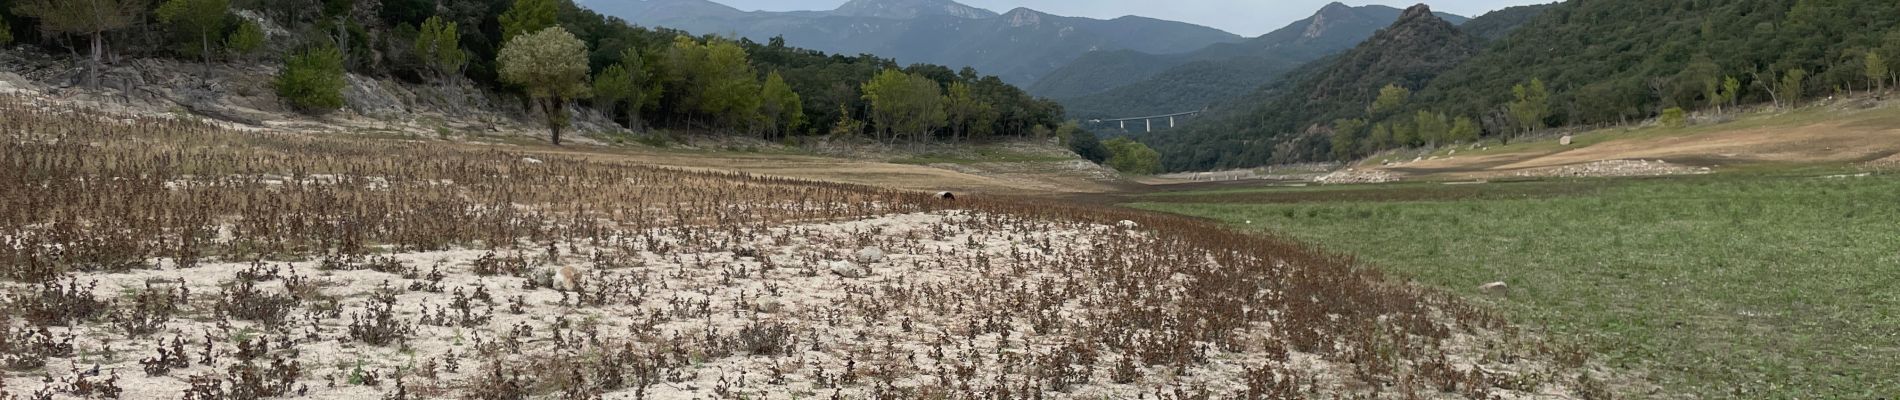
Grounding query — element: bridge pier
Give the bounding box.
[1119,120,1125,130]
[1169,116,1175,128]
[1145,119,1152,133]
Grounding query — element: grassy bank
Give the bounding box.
[1133,174,1900,398]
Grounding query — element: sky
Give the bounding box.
[704,0,1553,36]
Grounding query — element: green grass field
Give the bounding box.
[1133,174,1900,398]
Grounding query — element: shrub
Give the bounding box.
[275,45,347,114]
[1661,107,1687,128]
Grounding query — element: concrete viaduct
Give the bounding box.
[1087,109,1205,133]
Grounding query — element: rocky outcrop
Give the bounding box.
[0,48,626,141]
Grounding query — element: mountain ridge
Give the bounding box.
[583,0,1243,85]
[1037,4,1468,119]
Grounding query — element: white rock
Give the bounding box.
[1117,220,1140,229]
[1478,281,1508,294]
[830,261,867,278]
[1560,135,1574,146]
[555,265,583,291]
[855,247,885,264]
[521,157,544,164]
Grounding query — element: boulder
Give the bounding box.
[830,261,867,278]
[1560,135,1574,146]
[855,247,885,264]
[1117,220,1140,230]
[1478,281,1508,295]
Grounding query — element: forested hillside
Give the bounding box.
[1456,3,1555,42]
[1043,3,1468,120]
[0,0,1068,146]
[1142,0,1900,172]
[1142,5,1478,170]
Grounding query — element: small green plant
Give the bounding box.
[275,45,348,114]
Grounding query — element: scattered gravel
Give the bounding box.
[1316,169,1402,184]
[1514,160,1712,178]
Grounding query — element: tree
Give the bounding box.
[1103,138,1160,175]
[1869,53,1890,92]
[861,69,946,145]
[0,17,13,46]
[415,16,469,83]
[1367,123,1392,152]
[944,82,992,142]
[1330,119,1366,161]
[1372,84,1410,115]
[1449,116,1480,143]
[11,0,150,89]
[1508,78,1550,134]
[758,71,803,138]
[498,27,592,146]
[592,64,638,128]
[1414,111,1449,147]
[275,45,347,114]
[830,103,865,137]
[695,40,763,130]
[499,0,558,42]
[1068,129,1110,164]
[1779,68,1808,106]
[156,0,229,74]
[1722,77,1742,109]
[225,20,266,60]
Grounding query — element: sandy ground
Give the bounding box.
[2,212,1586,399]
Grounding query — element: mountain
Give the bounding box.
[1411,0,1900,130]
[1036,3,1468,119]
[1142,4,1480,171]
[831,0,998,19]
[1458,2,1558,42]
[583,0,1244,85]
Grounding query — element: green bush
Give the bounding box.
[1103,138,1161,175]
[276,45,347,114]
[1661,107,1687,128]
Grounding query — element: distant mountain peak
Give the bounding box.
[831,0,998,19]
[1003,7,1045,27]
[1398,4,1436,19]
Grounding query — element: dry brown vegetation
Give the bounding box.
[1,96,1619,399]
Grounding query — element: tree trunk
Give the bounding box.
[86,32,103,89]
[202,34,213,87]
[543,99,564,146]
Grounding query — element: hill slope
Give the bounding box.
[1039,3,1468,120]
[585,0,1243,85]
[1142,4,1480,171]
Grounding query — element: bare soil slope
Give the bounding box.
[1368,100,1900,180]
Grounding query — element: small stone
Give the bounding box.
[1117,220,1140,229]
[830,261,867,278]
[521,157,544,164]
[1478,281,1508,295]
[855,247,885,264]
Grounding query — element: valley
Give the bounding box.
[4,0,1900,398]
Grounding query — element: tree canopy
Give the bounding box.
[499,26,592,145]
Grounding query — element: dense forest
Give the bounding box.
[0,0,1070,146]
[1143,0,1900,172]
